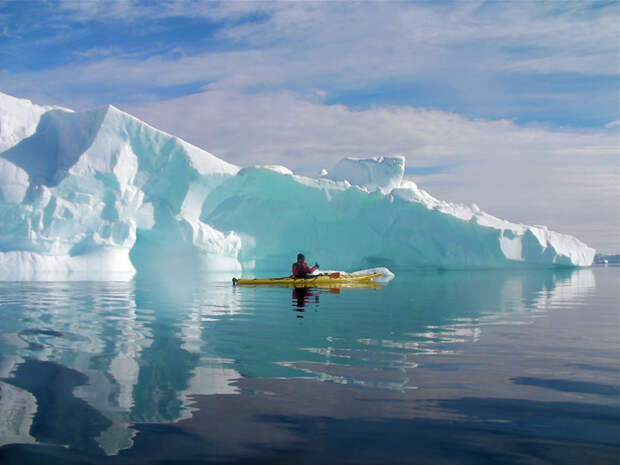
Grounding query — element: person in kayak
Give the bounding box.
[292,253,319,278]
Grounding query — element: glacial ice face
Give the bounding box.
[202,166,594,271]
[0,96,240,280]
[0,93,594,280]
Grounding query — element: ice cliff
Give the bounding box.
[0,92,595,279]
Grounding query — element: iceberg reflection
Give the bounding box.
[0,267,596,454]
[287,268,596,390]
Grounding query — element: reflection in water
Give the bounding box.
[292,287,319,316]
[287,268,597,390]
[0,380,36,448]
[0,278,244,454]
[0,267,600,456]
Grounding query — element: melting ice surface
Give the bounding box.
[0,92,595,280]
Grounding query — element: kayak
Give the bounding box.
[232,273,383,288]
[232,272,383,288]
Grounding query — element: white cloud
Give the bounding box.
[8,1,617,92]
[54,0,282,26]
[123,88,619,253]
[56,0,138,22]
[605,119,620,128]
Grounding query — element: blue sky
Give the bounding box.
[2,0,617,126]
[0,0,618,252]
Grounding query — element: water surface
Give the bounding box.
[0,266,618,464]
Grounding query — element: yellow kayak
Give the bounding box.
[232,272,382,288]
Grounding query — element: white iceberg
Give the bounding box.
[0,92,70,153]
[323,156,405,194]
[0,92,594,280]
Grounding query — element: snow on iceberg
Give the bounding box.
[323,156,405,194]
[0,92,71,153]
[0,92,594,280]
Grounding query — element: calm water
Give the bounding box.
[0,266,618,464]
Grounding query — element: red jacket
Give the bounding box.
[292,262,318,277]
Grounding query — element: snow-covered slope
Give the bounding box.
[323,156,405,194]
[0,92,70,153]
[0,93,594,279]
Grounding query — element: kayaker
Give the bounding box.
[292,253,319,278]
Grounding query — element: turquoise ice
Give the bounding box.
[0,92,595,280]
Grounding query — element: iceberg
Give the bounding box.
[322,156,405,194]
[0,92,70,153]
[0,92,594,280]
[0,93,240,280]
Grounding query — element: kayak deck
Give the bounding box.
[233,272,382,288]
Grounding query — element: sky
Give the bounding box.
[1,0,618,253]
